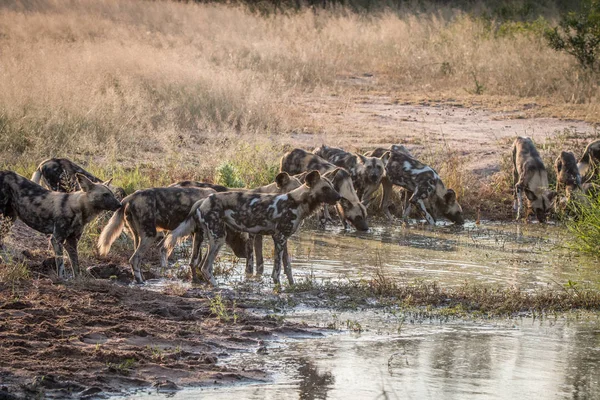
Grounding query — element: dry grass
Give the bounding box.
[1,0,599,170]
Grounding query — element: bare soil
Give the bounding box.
[0,275,325,399]
[291,92,598,175]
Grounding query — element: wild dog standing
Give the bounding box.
[165,171,341,286]
[97,186,249,284]
[171,173,302,276]
[378,151,464,225]
[578,139,600,184]
[365,145,412,217]
[555,151,582,202]
[280,148,368,231]
[32,158,126,200]
[313,145,390,206]
[512,137,557,222]
[0,171,121,277]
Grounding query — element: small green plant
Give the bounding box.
[545,0,600,71]
[215,162,245,188]
[106,358,136,375]
[346,319,363,333]
[466,71,485,95]
[0,261,31,283]
[209,293,234,322]
[148,345,165,362]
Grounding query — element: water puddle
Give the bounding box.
[167,221,599,290]
[127,221,599,399]
[125,308,600,399]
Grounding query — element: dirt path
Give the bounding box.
[0,279,319,399]
[290,94,598,175]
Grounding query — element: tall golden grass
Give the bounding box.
[0,0,597,169]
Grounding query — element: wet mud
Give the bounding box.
[0,279,322,399]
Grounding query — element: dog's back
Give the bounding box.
[280,148,336,175]
[32,158,99,192]
[578,139,600,183]
[555,151,581,193]
[170,181,230,192]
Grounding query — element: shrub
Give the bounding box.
[545,0,600,71]
[567,187,600,258]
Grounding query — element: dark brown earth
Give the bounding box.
[0,275,320,399]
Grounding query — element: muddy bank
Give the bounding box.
[0,279,322,399]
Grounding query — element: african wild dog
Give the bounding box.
[313,145,390,206]
[578,139,600,184]
[170,173,303,276]
[377,151,464,225]
[97,186,249,284]
[512,137,557,222]
[165,171,341,286]
[0,171,121,277]
[280,148,368,231]
[554,151,582,202]
[366,144,412,158]
[32,158,126,200]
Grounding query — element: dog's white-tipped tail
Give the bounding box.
[31,168,43,185]
[98,206,125,256]
[164,213,197,256]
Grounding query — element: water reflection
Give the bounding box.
[296,358,334,400]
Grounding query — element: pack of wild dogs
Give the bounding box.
[1,137,599,286]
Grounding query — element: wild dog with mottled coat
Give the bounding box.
[555,151,582,201]
[512,137,557,222]
[98,186,249,283]
[313,145,390,206]
[165,171,341,286]
[32,158,126,200]
[578,139,600,184]
[170,173,302,276]
[375,150,464,225]
[280,148,368,231]
[0,171,121,277]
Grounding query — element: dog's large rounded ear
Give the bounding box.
[76,174,94,192]
[357,154,368,164]
[275,172,290,189]
[380,151,391,165]
[103,178,114,187]
[329,167,343,180]
[547,190,558,203]
[444,189,457,204]
[305,170,321,188]
[554,156,563,173]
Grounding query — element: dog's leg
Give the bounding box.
[416,199,436,225]
[361,183,378,207]
[254,234,264,275]
[318,206,333,228]
[50,235,66,279]
[201,234,224,287]
[282,241,294,285]
[63,236,80,276]
[271,233,286,285]
[515,183,524,220]
[189,230,204,284]
[156,232,168,270]
[380,177,394,221]
[130,235,153,284]
[245,234,255,275]
[335,204,349,230]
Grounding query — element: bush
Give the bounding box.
[567,188,600,258]
[545,0,600,71]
